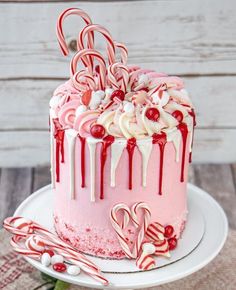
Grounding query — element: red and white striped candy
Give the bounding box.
[110,203,134,259]
[78,24,116,66]
[107,63,129,92]
[25,235,45,252]
[56,8,93,56]
[72,70,96,92]
[4,217,33,237]
[146,221,165,241]
[10,235,40,259]
[131,202,151,258]
[114,41,128,64]
[70,49,106,90]
[153,239,170,258]
[136,243,156,270]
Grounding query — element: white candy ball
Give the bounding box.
[142,243,156,255]
[75,105,87,117]
[105,88,114,96]
[89,91,104,109]
[138,74,149,85]
[124,102,135,113]
[41,253,51,267]
[51,254,63,265]
[67,265,81,276]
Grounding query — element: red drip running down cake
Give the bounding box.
[50,8,196,260]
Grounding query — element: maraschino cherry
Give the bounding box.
[90,124,106,139]
[168,237,178,250]
[164,225,174,238]
[42,249,54,257]
[110,90,125,101]
[145,108,160,122]
[53,262,67,272]
[172,110,184,122]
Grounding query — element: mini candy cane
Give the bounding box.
[114,41,128,64]
[107,62,129,92]
[153,239,170,258]
[10,235,40,259]
[25,235,45,252]
[56,8,93,56]
[136,243,156,270]
[78,24,116,66]
[3,217,109,285]
[72,70,97,92]
[146,221,165,241]
[70,49,106,90]
[131,202,151,257]
[4,217,33,237]
[110,203,134,259]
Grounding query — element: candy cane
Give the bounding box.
[78,24,116,66]
[4,217,33,237]
[107,62,129,92]
[72,70,97,92]
[114,41,128,64]
[110,203,134,259]
[70,49,106,90]
[146,221,165,241]
[10,235,40,259]
[131,202,151,257]
[3,216,110,285]
[56,8,93,56]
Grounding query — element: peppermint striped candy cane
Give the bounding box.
[131,202,151,258]
[110,203,134,259]
[10,235,40,259]
[70,49,107,90]
[72,70,97,92]
[114,41,128,64]
[56,8,93,56]
[107,62,129,92]
[78,24,116,66]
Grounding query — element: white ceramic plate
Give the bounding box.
[14,184,228,289]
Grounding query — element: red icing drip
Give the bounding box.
[100,135,115,199]
[126,138,136,190]
[152,132,167,195]
[177,123,188,182]
[78,135,86,188]
[188,109,196,163]
[53,119,65,182]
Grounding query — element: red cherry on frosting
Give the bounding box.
[90,124,106,139]
[145,108,160,122]
[53,262,67,273]
[172,110,184,122]
[168,237,178,251]
[42,249,54,257]
[164,225,174,238]
[110,90,125,101]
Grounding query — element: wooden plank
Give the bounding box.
[0,129,235,167]
[32,166,51,191]
[193,164,236,229]
[0,77,235,130]
[0,168,32,225]
[1,1,236,78]
[231,164,236,190]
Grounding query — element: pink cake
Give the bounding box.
[50,8,196,260]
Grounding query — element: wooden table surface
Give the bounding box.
[0,164,236,229]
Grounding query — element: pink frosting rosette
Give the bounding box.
[150,76,184,90]
[58,100,80,128]
[74,110,100,137]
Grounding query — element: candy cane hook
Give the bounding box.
[56,8,94,56]
[78,24,116,66]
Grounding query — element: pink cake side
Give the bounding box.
[53,134,190,259]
